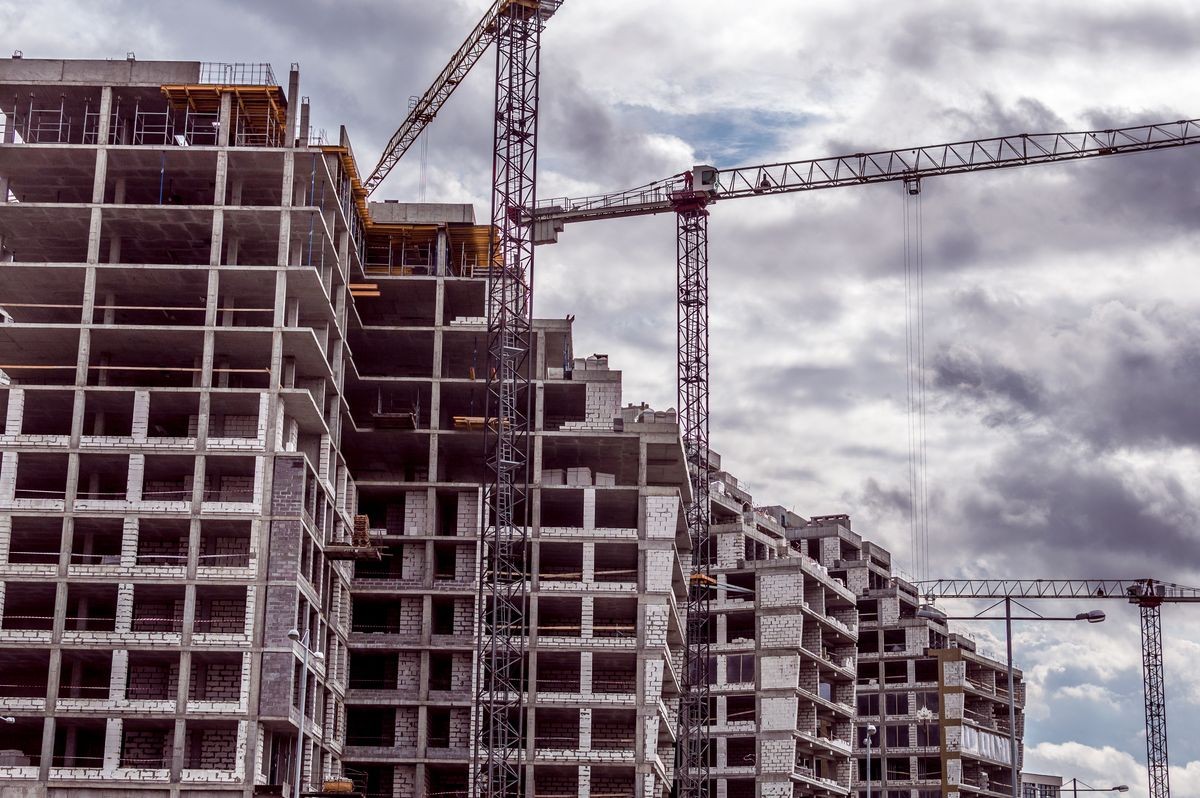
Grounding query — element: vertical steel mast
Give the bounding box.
[674,187,713,798]
[474,1,548,796]
[1141,601,1170,798]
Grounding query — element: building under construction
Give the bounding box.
[0,57,1027,798]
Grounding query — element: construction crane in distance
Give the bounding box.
[529,119,1200,798]
[362,0,562,195]
[919,578,1200,798]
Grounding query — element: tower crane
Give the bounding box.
[529,119,1200,798]
[919,578,1200,798]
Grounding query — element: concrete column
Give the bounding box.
[436,225,449,276]
[112,176,126,204]
[131,390,149,440]
[284,65,301,147]
[4,387,24,434]
[217,92,233,148]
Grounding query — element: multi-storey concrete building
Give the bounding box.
[788,518,1026,798]
[0,56,695,798]
[705,474,858,798]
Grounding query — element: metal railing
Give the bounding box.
[199,62,278,87]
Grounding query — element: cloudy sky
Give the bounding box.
[6,0,1200,792]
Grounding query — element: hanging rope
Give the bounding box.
[903,178,931,582]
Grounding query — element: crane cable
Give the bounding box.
[903,181,931,582]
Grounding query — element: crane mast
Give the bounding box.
[921,578,1200,798]
[473,2,559,797]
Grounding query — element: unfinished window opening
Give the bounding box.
[198,518,251,568]
[885,691,910,715]
[214,331,273,390]
[858,599,879,623]
[354,546,402,580]
[0,649,50,698]
[726,611,755,644]
[886,723,911,748]
[75,453,129,501]
[435,381,485,431]
[226,150,285,206]
[434,491,457,536]
[194,585,247,635]
[725,653,756,685]
[70,516,123,565]
[726,779,755,798]
[428,651,454,692]
[2,581,56,630]
[352,433,430,483]
[727,736,756,766]
[8,515,62,564]
[53,717,106,768]
[885,757,911,780]
[540,488,584,528]
[145,392,199,438]
[59,649,112,700]
[188,651,243,703]
[594,597,636,640]
[858,629,880,655]
[857,692,880,716]
[533,767,579,798]
[64,582,117,632]
[883,661,908,686]
[914,658,938,683]
[218,210,280,269]
[595,542,636,583]
[349,651,397,690]
[427,705,451,749]
[534,707,579,750]
[79,391,134,437]
[136,517,189,566]
[432,542,458,581]
[916,721,940,747]
[721,572,754,603]
[536,651,580,693]
[592,708,636,752]
[542,382,587,430]
[351,329,434,379]
[13,452,69,500]
[858,662,880,689]
[120,719,173,769]
[14,389,74,435]
[426,766,469,798]
[92,269,210,327]
[103,147,217,203]
[538,541,582,582]
[130,584,185,633]
[434,434,482,484]
[351,597,400,635]
[183,719,238,770]
[142,455,196,502]
[726,694,755,725]
[538,596,582,638]
[345,707,395,747]
[203,455,257,503]
[208,392,261,438]
[592,652,636,694]
[430,596,468,636]
[883,628,906,654]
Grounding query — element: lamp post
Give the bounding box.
[916,602,1105,798]
[287,627,325,798]
[1065,779,1129,798]
[864,723,877,798]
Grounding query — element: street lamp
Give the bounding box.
[287,628,325,798]
[915,600,1106,798]
[1065,779,1129,798]
[863,723,877,798]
